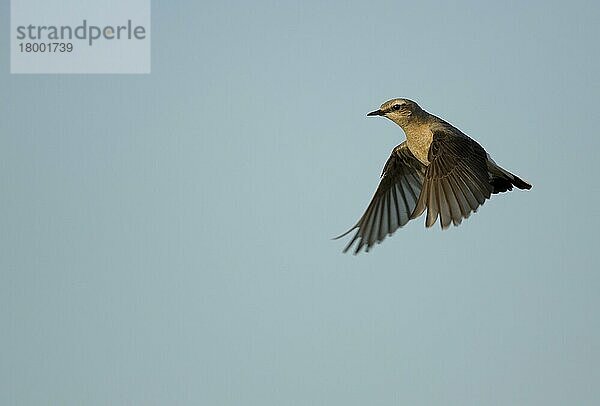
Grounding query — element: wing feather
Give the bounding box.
[337,127,499,252]
[336,142,426,254]
[411,129,493,228]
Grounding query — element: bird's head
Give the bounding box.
[367,98,423,127]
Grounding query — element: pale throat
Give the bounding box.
[402,122,433,165]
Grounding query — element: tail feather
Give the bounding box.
[487,159,532,194]
[508,174,531,190]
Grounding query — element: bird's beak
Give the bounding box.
[367,109,384,117]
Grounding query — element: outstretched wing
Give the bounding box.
[336,142,426,254]
[410,130,493,228]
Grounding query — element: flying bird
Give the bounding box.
[336,98,531,254]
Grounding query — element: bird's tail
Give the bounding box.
[487,159,532,194]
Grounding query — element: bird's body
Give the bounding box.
[337,98,531,254]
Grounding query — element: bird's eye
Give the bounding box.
[392,104,402,110]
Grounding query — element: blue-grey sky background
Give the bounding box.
[1,1,599,405]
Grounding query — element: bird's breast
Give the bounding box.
[405,127,433,165]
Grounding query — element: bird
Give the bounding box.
[335,98,531,254]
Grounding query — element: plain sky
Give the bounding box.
[1,1,599,405]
